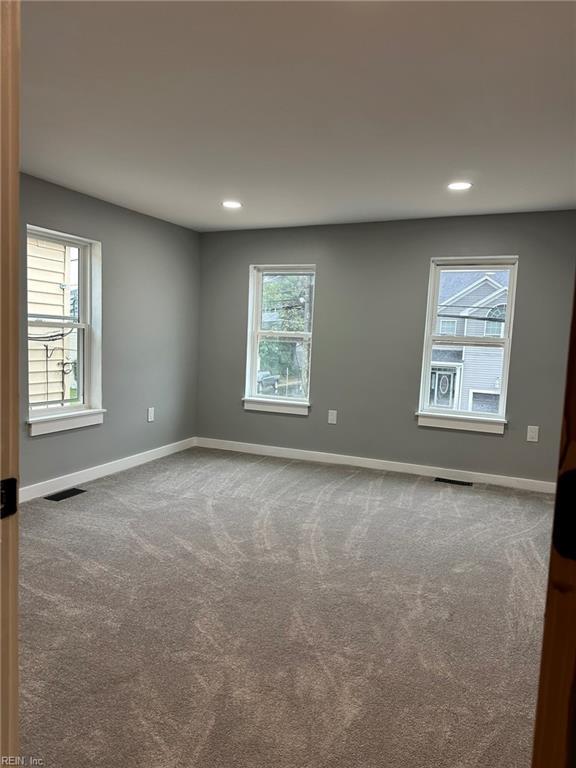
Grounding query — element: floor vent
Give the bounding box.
[434,477,473,487]
[45,487,86,502]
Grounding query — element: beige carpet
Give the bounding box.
[20,448,553,767]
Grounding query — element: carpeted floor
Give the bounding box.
[20,448,553,768]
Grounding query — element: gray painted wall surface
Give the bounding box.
[20,175,200,486]
[197,212,576,481]
[19,176,576,485]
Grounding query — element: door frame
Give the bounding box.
[0,0,20,757]
[430,363,462,409]
[531,279,576,767]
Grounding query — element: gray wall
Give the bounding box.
[197,212,576,482]
[20,176,575,486]
[20,175,201,486]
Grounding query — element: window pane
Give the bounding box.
[427,344,504,414]
[28,325,82,407]
[257,338,310,399]
[484,304,506,337]
[260,273,314,333]
[436,268,510,338]
[438,318,457,336]
[27,237,80,320]
[470,391,500,414]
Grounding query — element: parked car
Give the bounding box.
[257,370,280,394]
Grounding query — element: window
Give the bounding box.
[244,265,315,414]
[468,390,500,414]
[418,257,518,434]
[439,318,457,336]
[26,226,104,435]
[484,304,506,337]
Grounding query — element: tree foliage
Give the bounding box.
[259,274,313,394]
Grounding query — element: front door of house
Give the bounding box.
[430,366,458,408]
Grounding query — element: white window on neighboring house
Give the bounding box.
[439,318,457,336]
[468,389,501,414]
[484,304,506,337]
[26,226,104,435]
[417,257,518,434]
[244,265,316,415]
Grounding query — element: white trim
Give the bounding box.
[26,226,103,427]
[87,240,103,410]
[432,256,519,267]
[244,264,316,408]
[247,264,317,274]
[416,412,505,434]
[28,408,107,436]
[195,437,555,494]
[19,437,198,502]
[418,256,518,426]
[28,319,87,329]
[25,224,99,248]
[243,397,310,415]
[18,435,556,503]
[429,362,463,410]
[429,335,506,348]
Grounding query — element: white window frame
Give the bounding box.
[26,225,105,436]
[417,256,518,434]
[438,318,457,336]
[243,264,316,415]
[429,362,463,410]
[484,303,506,338]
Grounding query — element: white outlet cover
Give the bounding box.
[328,409,338,425]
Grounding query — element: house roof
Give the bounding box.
[439,270,509,305]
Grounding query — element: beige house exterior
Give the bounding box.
[27,237,79,406]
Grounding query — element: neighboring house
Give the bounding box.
[432,270,509,414]
[27,237,79,406]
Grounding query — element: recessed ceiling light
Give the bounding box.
[222,200,242,209]
[447,181,473,191]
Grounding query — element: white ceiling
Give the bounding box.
[22,1,576,231]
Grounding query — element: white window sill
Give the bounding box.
[416,411,506,434]
[28,408,106,436]
[243,397,310,416]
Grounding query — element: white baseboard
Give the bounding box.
[19,434,556,502]
[19,437,198,503]
[195,437,557,494]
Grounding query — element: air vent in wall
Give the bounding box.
[45,487,86,502]
[434,477,473,487]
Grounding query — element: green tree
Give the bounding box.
[259,274,313,394]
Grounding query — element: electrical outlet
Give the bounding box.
[527,425,539,442]
[328,409,338,425]
[147,407,155,423]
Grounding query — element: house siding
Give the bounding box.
[436,277,508,412]
[27,237,71,404]
[460,347,504,411]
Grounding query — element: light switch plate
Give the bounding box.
[147,407,155,423]
[328,409,338,425]
[527,425,539,442]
